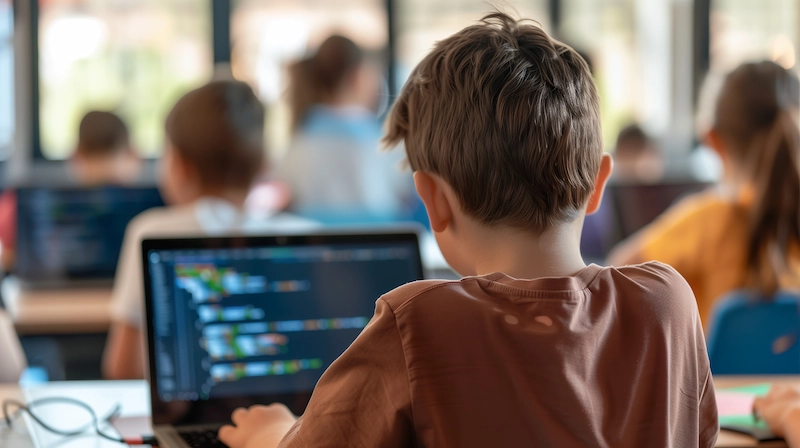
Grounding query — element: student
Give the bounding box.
[612,123,665,183]
[609,61,800,326]
[0,111,139,272]
[218,13,718,448]
[277,35,413,224]
[103,81,316,380]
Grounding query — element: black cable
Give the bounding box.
[1,396,134,444]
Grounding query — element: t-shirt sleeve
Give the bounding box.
[698,369,719,447]
[278,299,414,448]
[637,195,712,281]
[110,218,145,328]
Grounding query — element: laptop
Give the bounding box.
[15,185,165,288]
[142,231,424,448]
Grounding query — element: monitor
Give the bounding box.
[142,232,424,423]
[15,186,165,284]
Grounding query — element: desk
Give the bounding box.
[2,277,112,335]
[0,377,796,447]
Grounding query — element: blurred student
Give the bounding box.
[0,111,140,272]
[277,35,413,224]
[218,13,717,448]
[612,123,665,183]
[609,61,800,326]
[103,81,315,380]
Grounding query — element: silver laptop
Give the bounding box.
[142,231,424,447]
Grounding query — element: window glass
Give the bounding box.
[0,0,12,159]
[711,0,798,72]
[561,0,645,149]
[231,0,388,153]
[395,1,550,89]
[38,0,213,159]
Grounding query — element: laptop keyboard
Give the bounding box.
[179,430,228,447]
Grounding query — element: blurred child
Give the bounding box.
[277,35,413,224]
[0,111,139,272]
[218,13,717,448]
[103,81,316,380]
[609,61,800,326]
[612,123,665,183]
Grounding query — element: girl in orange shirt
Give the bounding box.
[610,61,800,326]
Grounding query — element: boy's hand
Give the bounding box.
[753,385,800,444]
[218,404,298,448]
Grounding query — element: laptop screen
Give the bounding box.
[16,186,164,283]
[143,233,424,423]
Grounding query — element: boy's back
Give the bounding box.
[218,13,718,448]
[279,262,716,447]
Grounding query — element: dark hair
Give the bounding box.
[615,124,650,154]
[77,111,130,156]
[166,80,266,191]
[384,12,602,232]
[287,35,364,131]
[714,61,800,295]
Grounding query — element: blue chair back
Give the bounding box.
[707,290,800,374]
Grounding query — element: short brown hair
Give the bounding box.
[166,80,265,191]
[77,111,129,156]
[385,12,602,232]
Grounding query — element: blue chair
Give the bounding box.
[707,290,800,374]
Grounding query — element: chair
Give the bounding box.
[0,309,26,382]
[706,290,800,374]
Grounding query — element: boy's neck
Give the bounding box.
[469,221,587,280]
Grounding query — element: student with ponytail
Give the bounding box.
[609,60,800,326]
[277,35,414,224]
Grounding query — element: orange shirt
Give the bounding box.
[638,189,800,326]
[279,263,718,447]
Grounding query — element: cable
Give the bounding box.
[1,396,157,446]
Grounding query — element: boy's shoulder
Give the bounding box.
[380,262,697,323]
[125,203,200,239]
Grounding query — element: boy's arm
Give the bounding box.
[219,299,414,448]
[754,385,800,447]
[698,370,719,448]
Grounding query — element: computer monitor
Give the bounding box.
[609,182,712,239]
[15,186,165,285]
[142,232,424,423]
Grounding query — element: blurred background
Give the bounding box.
[0,0,798,382]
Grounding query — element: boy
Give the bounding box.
[218,13,718,447]
[0,111,139,272]
[103,81,316,380]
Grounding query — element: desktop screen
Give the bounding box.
[16,186,164,282]
[146,238,422,404]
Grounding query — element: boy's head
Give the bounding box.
[76,111,130,157]
[385,13,611,273]
[161,80,265,205]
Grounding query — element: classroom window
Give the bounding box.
[0,0,12,160]
[230,0,388,154]
[560,0,651,150]
[395,0,550,91]
[710,0,799,72]
[37,0,213,160]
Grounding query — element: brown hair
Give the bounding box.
[385,12,602,232]
[287,35,364,131]
[166,80,265,191]
[77,111,130,156]
[714,61,800,295]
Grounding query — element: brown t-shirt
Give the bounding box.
[279,262,718,447]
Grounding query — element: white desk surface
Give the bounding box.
[2,277,112,335]
[0,377,796,448]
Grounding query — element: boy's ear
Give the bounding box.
[413,171,453,233]
[586,153,613,215]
